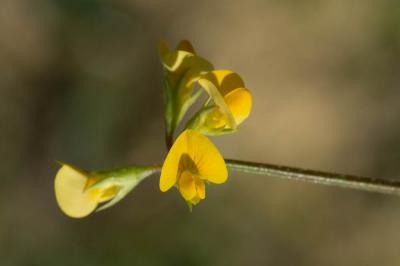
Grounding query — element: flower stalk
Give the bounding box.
[105,160,400,196]
[226,159,400,196]
[70,159,400,199]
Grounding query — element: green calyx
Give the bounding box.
[87,166,160,212]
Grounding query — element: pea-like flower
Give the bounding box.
[159,129,228,206]
[188,70,252,135]
[55,163,157,218]
[159,40,214,146]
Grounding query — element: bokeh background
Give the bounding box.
[1,0,400,265]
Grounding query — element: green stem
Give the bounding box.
[165,126,174,151]
[94,160,400,197]
[225,159,400,196]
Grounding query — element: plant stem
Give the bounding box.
[165,129,173,151]
[225,159,400,196]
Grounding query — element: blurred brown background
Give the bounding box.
[1,0,400,265]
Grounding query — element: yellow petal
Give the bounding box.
[160,131,188,191]
[210,70,245,96]
[176,40,195,54]
[54,164,98,218]
[159,40,212,75]
[185,130,228,184]
[205,107,227,129]
[224,88,252,125]
[191,197,201,205]
[195,178,206,199]
[178,171,197,201]
[160,130,228,191]
[158,39,170,59]
[161,50,193,72]
[198,78,236,129]
[177,59,214,107]
[181,57,213,84]
[98,186,119,203]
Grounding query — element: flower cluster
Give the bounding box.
[159,40,252,207]
[54,40,252,217]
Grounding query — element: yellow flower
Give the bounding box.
[188,69,252,135]
[54,163,118,218]
[54,163,157,218]
[159,129,228,205]
[159,40,214,141]
[159,40,213,89]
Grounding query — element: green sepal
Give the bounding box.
[185,106,215,130]
[186,107,238,136]
[86,166,159,212]
[164,72,205,148]
[163,75,178,136]
[177,89,203,124]
[163,73,185,148]
[186,201,193,212]
[163,58,213,148]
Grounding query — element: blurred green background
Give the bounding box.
[1,0,400,265]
